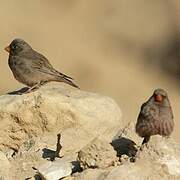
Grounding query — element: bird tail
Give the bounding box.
[57,71,74,80]
[55,76,79,89]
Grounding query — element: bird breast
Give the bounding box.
[136,103,174,137]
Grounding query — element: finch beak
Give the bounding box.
[154,94,163,102]
[4,45,10,53]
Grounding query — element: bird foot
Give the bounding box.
[140,143,149,151]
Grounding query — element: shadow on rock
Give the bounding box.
[71,161,83,173]
[42,133,62,161]
[111,137,138,159]
[42,148,58,161]
[8,87,29,95]
[25,174,41,180]
[34,174,41,180]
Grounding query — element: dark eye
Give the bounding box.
[12,45,18,50]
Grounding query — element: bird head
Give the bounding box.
[153,88,169,106]
[5,39,32,55]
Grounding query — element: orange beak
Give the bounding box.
[154,94,163,102]
[4,45,10,53]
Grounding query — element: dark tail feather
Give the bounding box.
[56,76,79,89]
[56,70,74,80]
[64,78,79,88]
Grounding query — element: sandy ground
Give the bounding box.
[0,0,180,142]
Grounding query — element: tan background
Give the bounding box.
[1,0,180,141]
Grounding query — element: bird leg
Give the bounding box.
[142,136,150,145]
[140,136,150,151]
[23,81,48,94]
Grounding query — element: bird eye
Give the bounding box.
[12,45,18,50]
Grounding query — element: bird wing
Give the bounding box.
[29,50,74,80]
[138,101,154,122]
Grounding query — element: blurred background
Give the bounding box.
[0,0,180,141]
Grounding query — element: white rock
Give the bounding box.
[37,159,72,180]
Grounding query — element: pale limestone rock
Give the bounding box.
[0,151,11,179]
[73,169,109,180]
[0,83,122,179]
[138,136,180,177]
[74,123,180,180]
[0,83,122,155]
[78,138,118,169]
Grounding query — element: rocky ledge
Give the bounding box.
[0,83,179,180]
